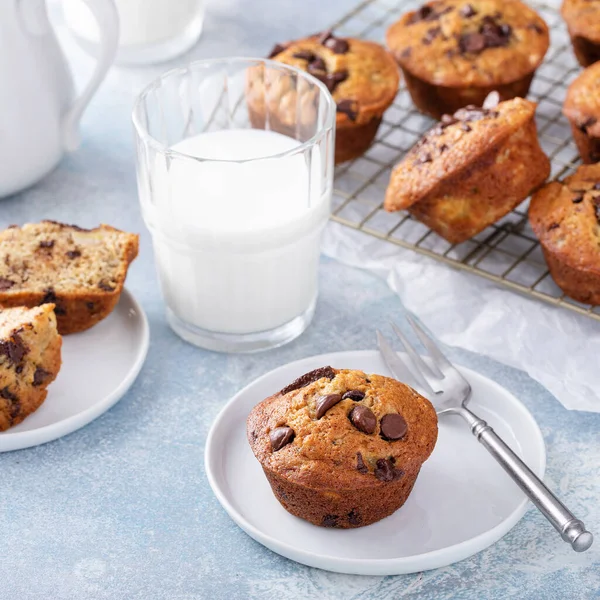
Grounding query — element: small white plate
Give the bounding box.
[0,289,149,452]
[205,350,546,576]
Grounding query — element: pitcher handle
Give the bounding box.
[62,0,119,151]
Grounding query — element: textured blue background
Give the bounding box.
[0,1,598,598]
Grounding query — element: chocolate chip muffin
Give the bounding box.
[562,0,600,67]
[384,94,550,243]
[563,62,600,164]
[0,304,62,431]
[529,164,600,304]
[247,366,438,528]
[0,221,139,334]
[386,0,549,118]
[252,32,399,164]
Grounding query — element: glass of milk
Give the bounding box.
[132,58,335,352]
[63,0,205,65]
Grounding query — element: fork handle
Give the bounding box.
[459,407,593,552]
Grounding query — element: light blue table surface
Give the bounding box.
[2,1,599,598]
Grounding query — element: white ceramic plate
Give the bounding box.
[0,289,149,452]
[205,350,546,576]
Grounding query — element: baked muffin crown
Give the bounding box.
[268,33,400,126]
[563,62,600,138]
[386,0,549,87]
[561,0,600,42]
[247,367,438,490]
[385,95,538,211]
[529,164,600,274]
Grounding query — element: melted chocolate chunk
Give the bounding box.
[66,250,82,259]
[322,514,339,527]
[342,390,365,402]
[39,240,55,249]
[42,288,57,304]
[87,302,95,311]
[316,393,343,419]
[0,334,27,365]
[422,26,442,45]
[280,366,336,395]
[270,426,295,451]
[293,50,316,61]
[459,15,512,54]
[572,194,584,204]
[548,222,560,231]
[348,510,362,526]
[409,4,452,24]
[0,386,17,402]
[0,278,15,291]
[98,281,116,292]
[374,458,404,482]
[459,32,486,54]
[336,99,358,121]
[307,56,326,73]
[349,405,377,434]
[324,36,350,54]
[356,452,368,474]
[33,367,51,387]
[460,4,477,18]
[380,414,408,441]
[268,43,287,58]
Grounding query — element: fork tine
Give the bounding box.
[405,313,453,372]
[389,323,439,395]
[391,322,442,379]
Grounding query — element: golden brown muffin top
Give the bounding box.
[562,0,600,42]
[267,32,400,126]
[385,94,537,211]
[529,164,600,273]
[247,367,438,489]
[563,62,600,138]
[386,0,549,87]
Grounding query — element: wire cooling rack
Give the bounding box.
[328,0,600,321]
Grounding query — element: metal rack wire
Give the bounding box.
[328,0,600,321]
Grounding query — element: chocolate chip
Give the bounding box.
[580,117,597,132]
[42,288,57,304]
[342,390,365,401]
[316,393,343,419]
[482,90,500,109]
[0,334,27,365]
[324,36,349,54]
[374,458,404,482]
[422,26,441,44]
[439,143,449,153]
[322,514,339,527]
[87,302,95,311]
[268,43,287,58]
[0,386,17,402]
[317,30,333,45]
[459,32,486,54]
[460,4,477,17]
[0,277,15,290]
[15,365,23,374]
[307,56,326,72]
[548,222,560,230]
[572,194,584,204]
[356,452,368,474]
[293,50,316,61]
[280,366,336,395]
[400,47,412,59]
[349,405,376,434]
[39,240,54,249]
[270,426,295,451]
[54,306,66,316]
[336,99,357,121]
[380,414,408,441]
[528,23,544,34]
[33,367,51,387]
[409,5,433,23]
[594,183,600,190]
[348,510,362,525]
[98,280,115,292]
[66,250,81,259]
[330,70,348,84]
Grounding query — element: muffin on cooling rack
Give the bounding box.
[247,366,438,528]
[385,0,549,119]
[529,164,600,305]
[251,32,400,164]
[563,62,600,164]
[561,0,600,67]
[384,93,550,244]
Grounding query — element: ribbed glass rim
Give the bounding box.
[132,57,337,164]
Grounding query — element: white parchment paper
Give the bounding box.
[323,221,600,413]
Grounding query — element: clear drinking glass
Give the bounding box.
[132,58,336,352]
[63,0,205,65]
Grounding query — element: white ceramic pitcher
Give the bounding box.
[0,0,118,197]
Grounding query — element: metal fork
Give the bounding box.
[377,316,593,553]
